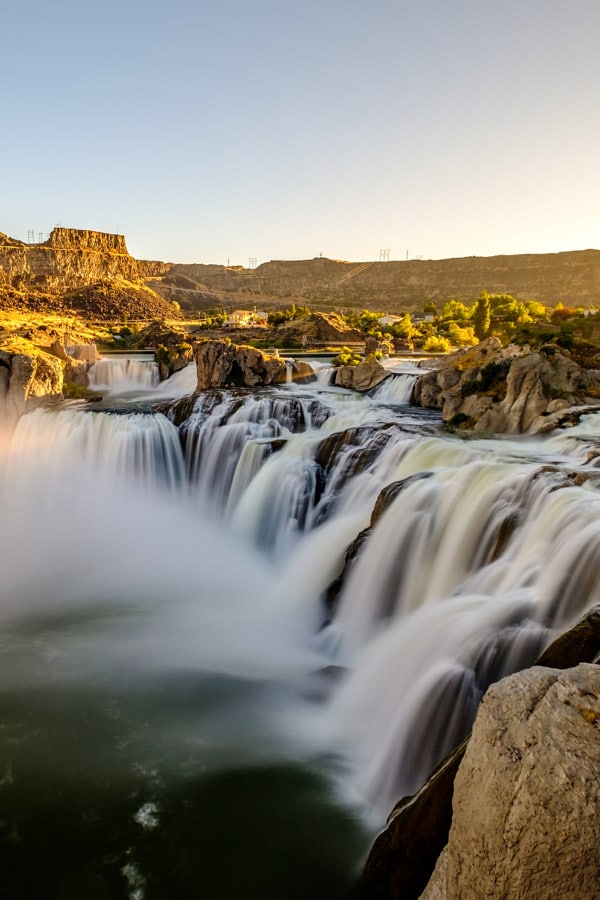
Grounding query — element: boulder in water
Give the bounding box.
[195,340,287,389]
[334,356,388,392]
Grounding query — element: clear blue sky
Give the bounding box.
[2,0,598,265]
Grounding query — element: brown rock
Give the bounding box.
[194,340,287,390]
[414,338,600,434]
[0,350,63,427]
[421,664,600,900]
[334,357,388,392]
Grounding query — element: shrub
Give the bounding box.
[332,346,362,366]
[423,335,451,353]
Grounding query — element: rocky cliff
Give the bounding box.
[164,249,600,311]
[0,227,169,298]
[0,349,64,427]
[360,604,600,900]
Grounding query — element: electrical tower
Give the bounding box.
[248,257,257,269]
[38,232,44,243]
[379,248,390,262]
[27,230,35,243]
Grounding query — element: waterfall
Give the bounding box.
[3,368,600,892]
[8,406,186,490]
[88,356,160,391]
[371,372,418,404]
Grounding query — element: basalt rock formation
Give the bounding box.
[360,602,600,900]
[194,340,315,390]
[413,337,600,433]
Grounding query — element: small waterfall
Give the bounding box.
[371,372,418,405]
[154,362,198,397]
[88,356,160,391]
[174,392,335,523]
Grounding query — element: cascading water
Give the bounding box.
[88,355,160,391]
[2,358,600,895]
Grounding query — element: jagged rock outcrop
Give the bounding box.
[194,340,315,390]
[334,356,389,392]
[0,350,63,426]
[421,663,600,900]
[413,337,600,433]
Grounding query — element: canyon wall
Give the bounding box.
[171,250,600,310]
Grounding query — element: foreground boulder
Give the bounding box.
[413,337,600,433]
[194,339,315,390]
[421,663,600,899]
[360,603,600,900]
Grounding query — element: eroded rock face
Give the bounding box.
[413,338,600,433]
[421,664,600,900]
[0,228,169,299]
[0,350,63,427]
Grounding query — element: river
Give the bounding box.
[0,356,599,898]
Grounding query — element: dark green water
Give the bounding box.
[0,679,368,899]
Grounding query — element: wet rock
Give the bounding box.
[536,604,600,668]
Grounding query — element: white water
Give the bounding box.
[2,364,600,833]
[88,355,160,391]
[371,372,418,405]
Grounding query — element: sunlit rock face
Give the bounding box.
[413,337,600,433]
[194,340,289,389]
[334,356,388,392]
[421,663,600,900]
[0,349,63,427]
[0,227,169,294]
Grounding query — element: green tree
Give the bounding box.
[473,292,492,340]
[442,299,471,323]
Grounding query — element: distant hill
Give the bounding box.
[2,228,600,317]
[155,251,600,313]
